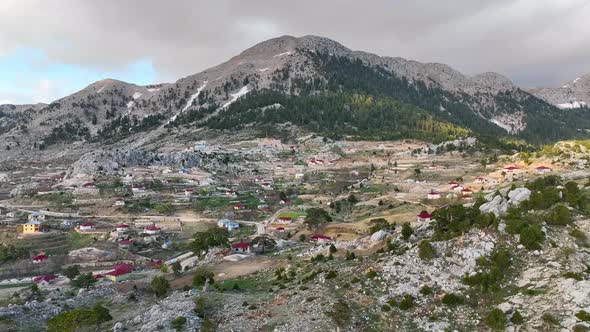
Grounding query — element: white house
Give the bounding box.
[114,198,126,206]
[217,219,240,231]
[79,222,96,231]
[451,185,464,192]
[184,188,194,197]
[426,191,441,200]
[474,177,487,184]
[28,212,46,222]
[115,224,129,232]
[231,242,251,254]
[131,186,146,194]
[416,211,432,222]
[144,225,161,235]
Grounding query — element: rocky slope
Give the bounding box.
[529,73,590,109]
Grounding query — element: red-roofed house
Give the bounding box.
[234,204,245,210]
[184,188,194,197]
[310,234,332,243]
[277,216,293,223]
[105,263,134,282]
[426,191,441,200]
[115,224,129,232]
[416,211,432,222]
[461,188,473,194]
[79,222,96,232]
[462,195,474,200]
[114,198,126,206]
[144,225,161,235]
[275,227,285,232]
[118,240,133,248]
[82,182,96,188]
[503,166,520,172]
[32,254,48,263]
[536,166,552,174]
[33,274,58,285]
[231,242,251,253]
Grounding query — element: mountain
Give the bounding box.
[529,73,590,109]
[2,35,590,161]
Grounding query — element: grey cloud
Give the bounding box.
[1,0,589,87]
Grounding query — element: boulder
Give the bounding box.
[479,195,508,217]
[507,187,531,206]
[370,230,389,242]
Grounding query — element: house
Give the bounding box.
[462,195,474,200]
[310,234,332,243]
[448,181,459,188]
[79,222,96,232]
[350,170,360,176]
[277,216,293,223]
[179,168,190,174]
[234,204,245,210]
[82,182,96,189]
[295,173,304,179]
[115,224,129,232]
[461,188,473,194]
[105,263,134,282]
[275,227,285,232]
[474,177,487,184]
[131,185,146,194]
[503,166,520,172]
[114,198,126,206]
[32,254,48,263]
[28,212,46,222]
[257,204,271,211]
[451,185,464,192]
[33,274,58,286]
[118,240,133,249]
[225,190,237,197]
[415,179,426,184]
[426,191,441,200]
[254,176,265,182]
[416,211,432,222]
[231,242,251,254]
[260,182,273,189]
[184,188,194,197]
[279,199,290,205]
[144,225,161,235]
[217,219,240,231]
[18,220,44,234]
[536,166,552,174]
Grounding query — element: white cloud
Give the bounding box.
[0,0,588,87]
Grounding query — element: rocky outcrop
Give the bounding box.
[480,187,531,217]
[67,148,249,177]
[122,291,201,332]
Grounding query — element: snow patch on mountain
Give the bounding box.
[558,101,587,109]
[273,51,292,57]
[182,81,208,112]
[127,101,134,109]
[132,92,142,100]
[222,86,250,108]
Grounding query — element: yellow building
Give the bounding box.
[18,221,44,234]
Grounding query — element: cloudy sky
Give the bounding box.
[1,0,589,104]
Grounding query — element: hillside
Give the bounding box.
[530,73,590,109]
[2,35,590,163]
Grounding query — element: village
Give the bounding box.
[0,137,588,331]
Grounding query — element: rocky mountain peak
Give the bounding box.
[529,72,590,109]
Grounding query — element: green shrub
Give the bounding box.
[441,293,464,306]
[563,271,584,281]
[171,316,187,331]
[47,304,112,332]
[329,244,338,254]
[464,247,512,292]
[401,223,413,241]
[576,310,590,322]
[519,224,545,250]
[419,286,433,296]
[545,204,573,225]
[398,294,414,310]
[573,324,590,332]
[510,309,524,324]
[542,313,559,326]
[192,268,214,287]
[381,304,391,312]
[484,308,507,331]
[326,271,337,279]
[366,270,378,279]
[418,240,436,261]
